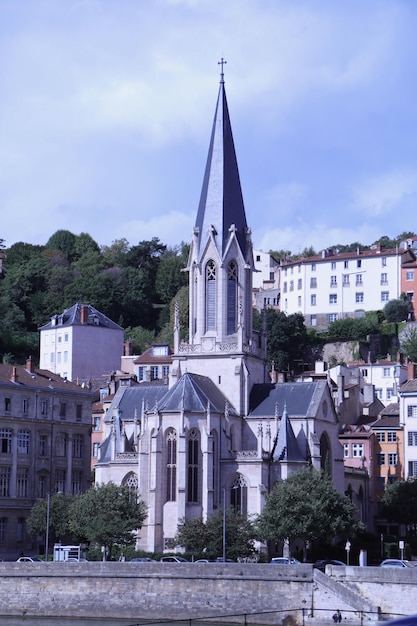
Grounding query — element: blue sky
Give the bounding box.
[1,0,417,255]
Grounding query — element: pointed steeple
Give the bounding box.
[194,63,248,261]
[273,403,305,463]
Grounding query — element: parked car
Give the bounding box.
[384,616,417,626]
[16,556,41,562]
[270,557,301,564]
[130,557,154,562]
[380,559,415,568]
[313,559,346,572]
[195,559,215,563]
[160,555,188,563]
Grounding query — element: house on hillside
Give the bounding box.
[39,303,124,383]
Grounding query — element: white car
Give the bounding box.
[270,557,301,564]
[380,559,414,568]
[16,556,41,562]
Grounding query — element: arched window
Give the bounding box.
[166,429,177,502]
[206,260,216,331]
[187,429,199,503]
[123,472,138,494]
[320,433,331,476]
[230,473,248,516]
[227,260,238,334]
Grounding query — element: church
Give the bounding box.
[94,67,345,554]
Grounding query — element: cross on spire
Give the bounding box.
[218,57,227,83]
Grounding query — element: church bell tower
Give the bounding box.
[171,61,267,415]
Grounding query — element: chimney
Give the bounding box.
[124,341,133,357]
[80,305,89,324]
[26,357,34,372]
[11,366,18,383]
[407,359,417,381]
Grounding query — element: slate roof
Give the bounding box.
[158,372,236,414]
[104,385,169,423]
[194,77,248,260]
[272,404,306,462]
[39,302,123,330]
[249,381,327,418]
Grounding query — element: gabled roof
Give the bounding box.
[272,404,306,462]
[249,381,330,418]
[194,77,248,260]
[39,303,123,331]
[158,372,236,414]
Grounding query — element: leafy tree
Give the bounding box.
[256,468,358,557]
[326,315,380,341]
[68,483,147,559]
[155,244,189,304]
[101,238,130,266]
[380,479,417,532]
[254,309,310,374]
[400,325,417,363]
[384,297,409,323]
[124,326,156,355]
[46,229,77,262]
[26,493,76,545]
[74,232,100,259]
[156,285,189,345]
[175,508,257,561]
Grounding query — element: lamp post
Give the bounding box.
[222,488,226,562]
[222,485,238,562]
[45,493,51,563]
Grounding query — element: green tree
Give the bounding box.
[124,326,156,355]
[68,483,147,559]
[326,315,380,341]
[26,493,76,546]
[256,468,358,557]
[46,229,77,262]
[384,297,410,323]
[380,479,417,531]
[400,325,417,363]
[175,508,257,561]
[155,244,189,304]
[254,309,310,374]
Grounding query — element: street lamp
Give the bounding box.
[45,493,51,563]
[222,485,238,562]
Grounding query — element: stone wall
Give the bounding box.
[0,562,416,622]
[0,562,313,622]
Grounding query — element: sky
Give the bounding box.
[1,0,417,256]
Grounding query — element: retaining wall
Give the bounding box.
[0,562,415,622]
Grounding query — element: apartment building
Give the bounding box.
[348,359,408,407]
[0,360,92,559]
[280,246,402,330]
[401,238,417,321]
[39,303,124,383]
[252,249,280,311]
[398,363,417,480]
[370,404,403,532]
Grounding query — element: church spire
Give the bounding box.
[194,61,249,261]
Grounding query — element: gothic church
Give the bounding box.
[95,69,344,554]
